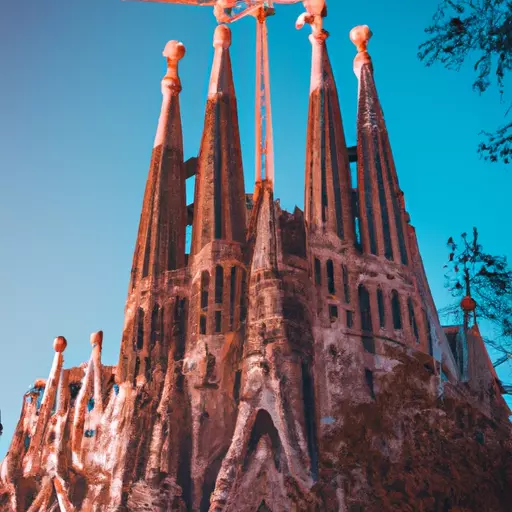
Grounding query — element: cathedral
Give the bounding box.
[1,2,511,511]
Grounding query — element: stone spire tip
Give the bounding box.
[53,336,67,353]
[163,40,186,61]
[90,331,103,348]
[162,41,185,94]
[214,25,231,49]
[350,25,373,76]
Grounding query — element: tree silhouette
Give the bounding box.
[441,227,512,363]
[419,0,512,163]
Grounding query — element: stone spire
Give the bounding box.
[190,25,246,257]
[129,40,187,288]
[351,26,410,265]
[23,337,67,477]
[301,4,355,242]
[210,181,314,510]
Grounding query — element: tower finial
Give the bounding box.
[162,40,185,94]
[350,25,373,76]
[296,0,326,37]
[213,24,232,49]
[90,330,103,350]
[53,336,67,353]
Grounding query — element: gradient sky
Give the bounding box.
[1,0,511,456]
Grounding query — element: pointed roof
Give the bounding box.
[130,41,187,288]
[304,28,355,242]
[250,180,278,274]
[191,25,246,256]
[351,26,410,265]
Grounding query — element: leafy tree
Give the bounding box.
[442,227,512,361]
[419,0,512,163]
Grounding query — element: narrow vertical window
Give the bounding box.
[342,265,350,303]
[229,267,237,330]
[377,289,385,328]
[215,311,222,333]
[408,298,419,343]
[240,270,247,322]
[215,266,224,304]
[200,271,210,310]
[133,356,140,386]
[150,304,160,350]
[346,310,353,328]
[174,298,187,361]
[136,308,145,351]
[424,310,433,355]
[391,290,402,330]
[314,258,322,285]
[199,315,207,335]
[326,260,335,294]
[358,285,372,332]
[328,304,338,323]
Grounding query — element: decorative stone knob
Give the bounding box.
[213,25,231,49]
[162,40,185,94]
[53,336,67,353]
[350,25,373,77]
[350,25,372,52]
[90,330,103,349]
[34,379,47,389]
[460,296,477,312]
[163,40,186,62]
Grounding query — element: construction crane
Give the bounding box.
[128,0,326,189]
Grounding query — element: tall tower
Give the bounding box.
[117,40,187,385]
[352,26,410,266]
[184,25,248,511]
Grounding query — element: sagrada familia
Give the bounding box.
[1,1,511,511]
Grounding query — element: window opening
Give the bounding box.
[314,258,321,285]
[215,266,224,304]
[377,289,385,328]
[200,271,210,310]
[391,290,402,330]
[326,260,335,294]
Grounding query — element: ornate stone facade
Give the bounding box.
[1,17,511,512]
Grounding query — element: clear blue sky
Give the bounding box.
[1,0,511,455]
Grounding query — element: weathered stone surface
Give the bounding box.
[1,19,510,512]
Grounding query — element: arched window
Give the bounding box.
[314,258,321,285]
[326,260,335,294]
[358,285,372,332]
[342,265,350,303]
[229,266,237,330]
[136,308,145,351]
[215,266,224,304]
[200,271,210,310]
[408,298,419,343]
[391,290,402,330]
[377,289,385,328]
